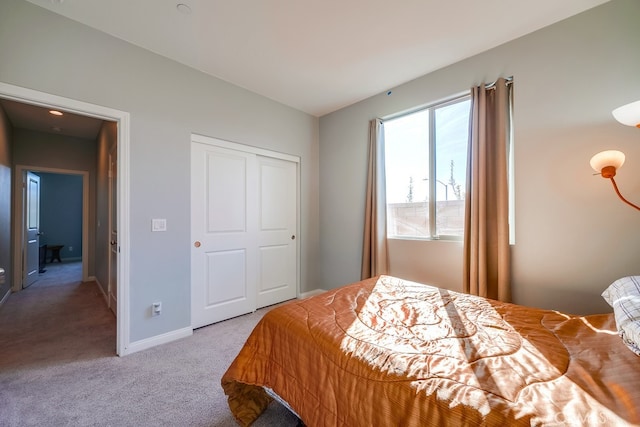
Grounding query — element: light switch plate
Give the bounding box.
[151,218,167,232]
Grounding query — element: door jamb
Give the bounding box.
[0,81,131,356]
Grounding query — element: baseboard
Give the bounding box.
[123,327,193,355]
[0,288,10,308]
[299,289,326,299]
[94,279,109,304]
[109,294,117,312]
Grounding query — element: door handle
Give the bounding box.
[194,241,201,248]
[291,235,295,240]
[110,240,117,245]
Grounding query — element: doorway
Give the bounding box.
[0,81,131,356]
[15,167,89,287]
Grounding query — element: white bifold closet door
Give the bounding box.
[191,135,298,329]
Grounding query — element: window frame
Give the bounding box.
[382,92,471,241]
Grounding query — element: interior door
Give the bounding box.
[108,145,118,315]
[24,171,40,288]
[256,155,297,308]
[191,141,258,328]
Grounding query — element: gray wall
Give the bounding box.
[0,0,319,343]
[0,104,12,300]
[38,172,83,261]
[319,0,640,315]
[12,129,97,276]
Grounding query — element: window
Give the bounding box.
[384,95,471,240]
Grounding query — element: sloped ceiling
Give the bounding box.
[24,0,610,117]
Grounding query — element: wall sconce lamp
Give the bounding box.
[589,100,640,211]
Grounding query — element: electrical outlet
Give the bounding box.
[152,302,162,316]
[68,246,73,252]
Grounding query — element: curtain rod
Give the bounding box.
[379,76,513,122]
[484,76,513,89]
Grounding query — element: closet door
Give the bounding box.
[256,155,297,308]
[191,136,298,328]
[191,142,258,328]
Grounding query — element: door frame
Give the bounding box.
[108,144,117,313]
[14,166,90,284]
[0,81,131,356]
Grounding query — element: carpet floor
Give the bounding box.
[0,261,299,426]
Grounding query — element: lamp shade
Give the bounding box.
[590,150,625,173]
[612,100,640,128]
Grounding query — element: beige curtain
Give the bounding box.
[463,78,512,302]
[361,118,389,279]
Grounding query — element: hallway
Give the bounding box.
[0,261,116,371]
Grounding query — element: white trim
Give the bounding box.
[124,327,193,355]
[13,166,90,285]
[110,294,117,315]
[299,289,326,299]
[0,288,10,308]
[117,113,131,357]
[191,133,300,163]
[0,81,131,357]
[94,278,109,305]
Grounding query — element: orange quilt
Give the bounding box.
[221,276,640,426]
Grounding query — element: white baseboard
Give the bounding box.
[0,288,10,308]
[109,294,117,312]
[299,289,326,299]
[94,279,109,305]
[123,327,193,355]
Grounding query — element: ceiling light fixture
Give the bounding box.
[49,110,63,116]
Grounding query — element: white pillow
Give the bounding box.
[602,276,640,356]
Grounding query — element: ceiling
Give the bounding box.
[22,0,610,118]
[0,98,104,140]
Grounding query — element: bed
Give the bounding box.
[221,275,640,426]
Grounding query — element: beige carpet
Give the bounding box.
[0,261,299,426]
